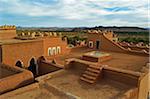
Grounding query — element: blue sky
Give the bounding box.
[0,0,149,27]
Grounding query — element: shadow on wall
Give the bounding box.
[37,56,62,76]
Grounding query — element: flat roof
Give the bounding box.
[0,81,78,99]
[0,67,17,79]
[0,38,42,45]
[1,70,136,99]
[45,70,135,99]
[0,64,20,79]
[52,47,148,72]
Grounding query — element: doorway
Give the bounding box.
[28,58,37,76]
[96,41,100,49]
[15,60,23,68]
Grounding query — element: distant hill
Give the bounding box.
[17,26,149,33]
[73,26,149,33]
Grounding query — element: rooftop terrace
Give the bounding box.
[0,38,42,45]
[45,70,135,99]
[0,64,34,94]
[0,64,19,79]
[51,47,148,72]
[1,67,140,99]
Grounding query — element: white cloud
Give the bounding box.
[0,0,148,27]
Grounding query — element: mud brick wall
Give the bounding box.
[82,55,98,62]
[102,69,139,86]
[2,40,44,67]
[0,30,16,40]
[0,64,34,94]
[38,61,62,76]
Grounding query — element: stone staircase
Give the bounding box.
[80,65,102,84]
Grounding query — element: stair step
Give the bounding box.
[87,68,100,73]
[85,71,98,77]
[80,77,95,84]
[89,65,100,69]
[82,74,96,80]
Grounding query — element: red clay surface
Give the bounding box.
[0,67,17,79]
[45,70,135,99]
[52,47,148,72]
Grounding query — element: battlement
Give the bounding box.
[87,29,114,34]
[16,31,62,40]
[0,25,17,40]
[0,25,16,30]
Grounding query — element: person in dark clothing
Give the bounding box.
[28,58,37,76]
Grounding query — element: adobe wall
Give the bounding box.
[82,55,98,62]
[138,73,149,99]
[2,40,44,67]
[103,31,114,40]
[43,37,69,57]
[87,33,126,53]
[0,64,34,94]
[38,60,62,76]
[122,88,138,99]
[0,30,16,40]
[87,33,149,56]
[101,34,126,52]
[121,45,149,52]
[87,33,102,49]
[66,61,89,75]
[82,55,111,62]
[102,69,139,86]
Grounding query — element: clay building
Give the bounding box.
[87,30,119,50]
[87,30,149,55]
[0,25,69,67]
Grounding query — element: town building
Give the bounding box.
[0,25,69,67]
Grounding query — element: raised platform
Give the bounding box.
[82,51,111,62]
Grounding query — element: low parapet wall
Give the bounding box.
[137,72,149,99]
[101,34,127,53]
[66,60,88,75]
[0,30,16,40]
[102,34,149,56]
[125,49,149,56]
[0,64,34,94]
[101,66,148,99]
[102,66,141,86]
[120,45,149,52]
[37,57,63,76]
